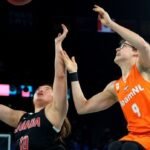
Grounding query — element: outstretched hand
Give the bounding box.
[55,24,68,51]
[93,5,112,26]
[61,50,78,73]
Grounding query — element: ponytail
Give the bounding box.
[58,117,71,142]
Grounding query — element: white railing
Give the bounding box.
[0,134,11,150]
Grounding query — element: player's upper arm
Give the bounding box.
[79,81,118,114]
[138,42,150,68]
[0,104,25,128]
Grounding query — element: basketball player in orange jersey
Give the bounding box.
[61,4,150,150]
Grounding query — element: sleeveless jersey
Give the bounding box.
[14,109,64,150]
[114,64,150,150]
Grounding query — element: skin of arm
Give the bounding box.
[45,24,68,129]
[62,50,118,114]
[71,81,117,114]
[0,104,25,128]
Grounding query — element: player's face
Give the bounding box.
[114,41,137,64]
[33,85,53,107]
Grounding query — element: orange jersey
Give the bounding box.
[114,64,150,150]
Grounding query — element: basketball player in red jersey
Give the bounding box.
[0,24,71,150]
[61,4,150,150]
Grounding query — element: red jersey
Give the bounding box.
[114,64,150,150]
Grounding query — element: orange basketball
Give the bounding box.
[7,0,32,6]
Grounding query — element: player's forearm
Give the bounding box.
[54,51,66,78]
[71,81,88,114]
[109,21,148,50]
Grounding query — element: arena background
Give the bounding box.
[0,0,150,149]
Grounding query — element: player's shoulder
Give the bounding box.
[104,80,118,100]
[105,80,116,89]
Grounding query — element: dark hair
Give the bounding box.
[58,117,71,142]
[119,39,137,51]
[119,39,125,45]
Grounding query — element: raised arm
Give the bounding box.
[51,24,68,123]
[62,51,117,114]
[0,104,25,128]
[93,5,150,68]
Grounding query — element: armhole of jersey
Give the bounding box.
[18,112,27,123]
[42,108,61,133]
[114,80,118,93]
[52,126,61,133]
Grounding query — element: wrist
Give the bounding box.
[69,72,78,82]
[107,20,115,28]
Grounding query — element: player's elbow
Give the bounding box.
[140,39,150,51]
[75,105,89,115]
[76,109,86,115]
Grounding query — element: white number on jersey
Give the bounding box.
[131,103,141,117]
